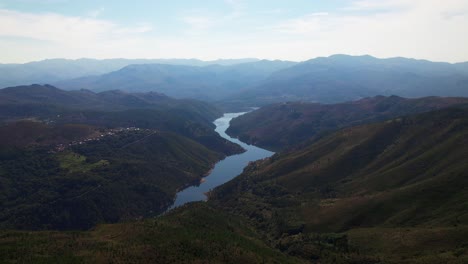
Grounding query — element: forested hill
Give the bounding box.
[0,84,220,122]
[227,95,468,151]
[0,84,243,230]
[0,84,236,151]
[210,106,468,262]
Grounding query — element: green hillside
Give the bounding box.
[210,106,468,262]
[0,125,230,230]
[0,85,244,230]
[0,203,302,264]
[0,84,221,125]
[227,95,468,150]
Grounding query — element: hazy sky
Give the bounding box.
[0,0,467,63]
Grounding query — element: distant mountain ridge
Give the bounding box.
[54,60,297,101]
[2,54,468,109]
[0,58,261,89]
[226,54,468,106]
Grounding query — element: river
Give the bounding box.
[167,112,274,210]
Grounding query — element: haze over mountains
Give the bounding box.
[230,55,468,105]
[1,55,467,107]
[55,60,297,101]
[0,58,260,89]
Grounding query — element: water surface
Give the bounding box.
[168,112,274,209]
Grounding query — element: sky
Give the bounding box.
[0,0,467,63]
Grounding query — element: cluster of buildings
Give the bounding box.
[51,127,151,152]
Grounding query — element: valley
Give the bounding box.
[2,0,468,262]
[0,55,467,263]
[169,112,274,210]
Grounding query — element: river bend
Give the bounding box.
[168,112,274,209]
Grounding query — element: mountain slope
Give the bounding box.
[227,95,468,150]
[0,84,217,125]
[0,126,228,230]
[0,84,216,114]
[209,106,468,261]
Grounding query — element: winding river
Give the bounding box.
[168,112,274,210]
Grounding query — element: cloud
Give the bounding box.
[345,0,412,11]
[86,8,104,18]
[272,12,330,34]
[182,15,216,31]
[181,0,246,34]
[259,8,287,15]
[0,9,155,62]
[0,9,151,43]
[261,0,468,62]
[0,0,467,63]
[224,0,246,19]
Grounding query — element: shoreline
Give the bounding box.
[163,111,267,214]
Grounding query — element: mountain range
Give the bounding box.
[226,55,468,106]
[54,60,297,101]
[0,58,260,89]
[2,55,468,108]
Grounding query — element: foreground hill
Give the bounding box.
[210,106,468,262]
[225,54,468,106]
[55,60,297,101]
[0,203,302,264]
[0,85,243,230]
[227,95,468,150]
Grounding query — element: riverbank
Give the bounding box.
[166,112,274,211]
